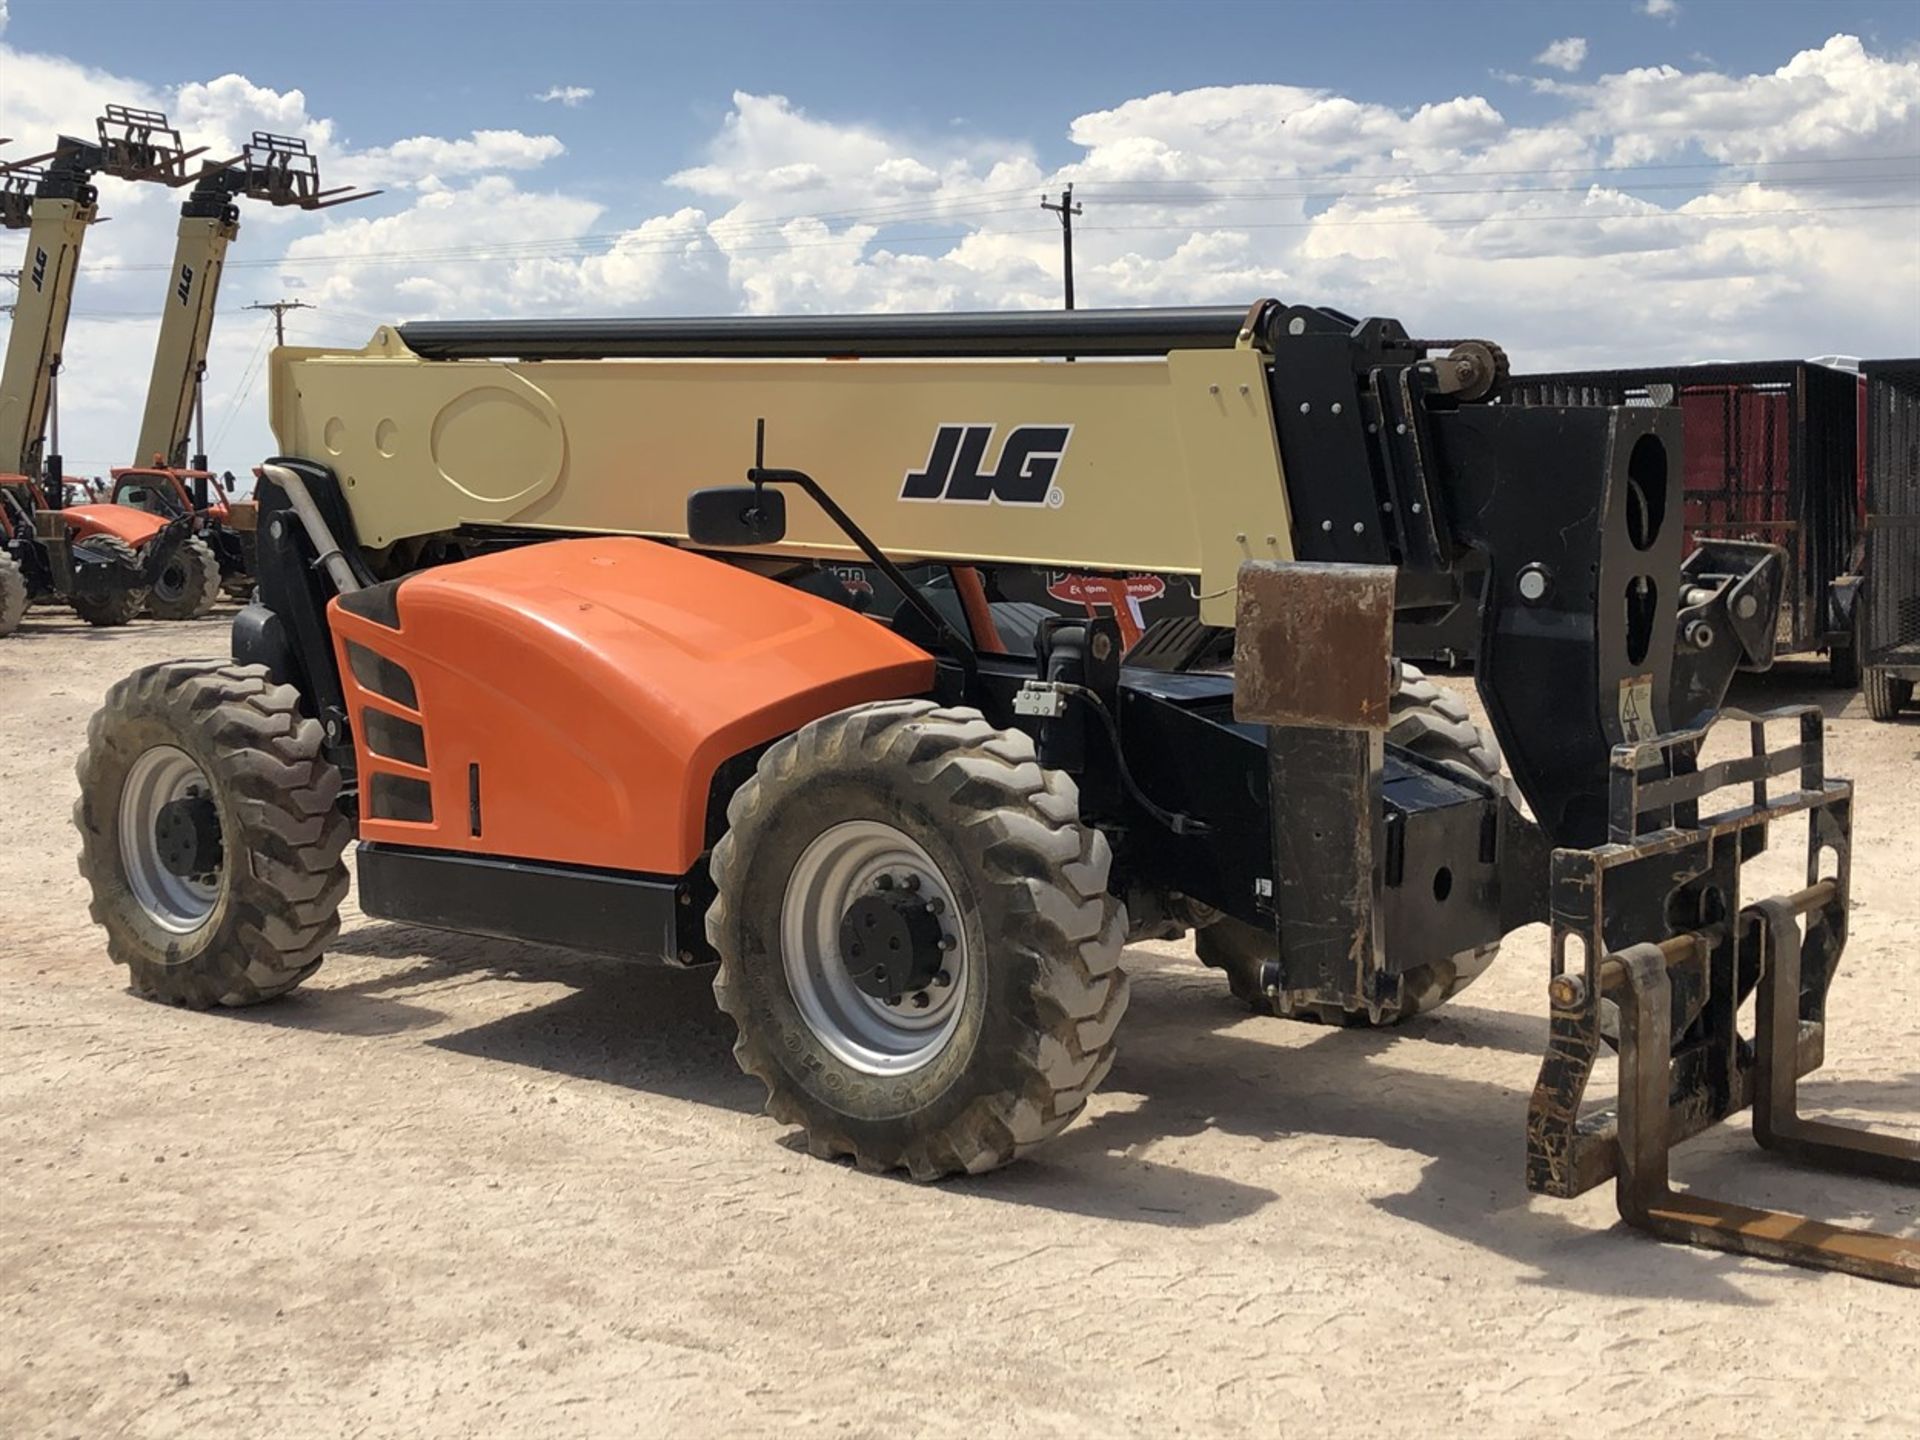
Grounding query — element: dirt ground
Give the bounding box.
[4,604,1919,1440]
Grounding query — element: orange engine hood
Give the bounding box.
[59,504,168,547]
[329,537,937,875]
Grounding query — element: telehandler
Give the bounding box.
[110,129,373,616]
[0,107,200,632]
[73,302,1920,1284]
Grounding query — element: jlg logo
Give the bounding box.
[175,265,195,305]
[29,247,48,292]
[900,424,1071,507]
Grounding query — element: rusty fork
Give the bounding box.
[1612,883,1920,1285]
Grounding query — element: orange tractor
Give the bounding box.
[89,465,257,612]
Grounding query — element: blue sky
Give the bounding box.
[13,0,1918,223]
[1,0,1917,471]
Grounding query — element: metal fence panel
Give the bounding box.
[1863,360,1920,663]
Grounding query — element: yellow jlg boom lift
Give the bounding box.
[0,106,200,633]
[105,132,376,618]
[73,303,1920,1285]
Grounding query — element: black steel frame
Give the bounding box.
[1511,360,1861,658]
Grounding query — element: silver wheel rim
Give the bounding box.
[780,819,970,1076]
[118,745,221,933]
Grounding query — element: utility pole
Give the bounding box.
[244,298,312,346]
[1039,184,1082,310]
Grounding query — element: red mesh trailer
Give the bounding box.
[1861,358,1920,720]
[1510,361,1863,682]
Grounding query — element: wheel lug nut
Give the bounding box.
[911,991,931,1009]
[925,897,945,915]
[936,935,956,952]
[883,995,902,1007]
[874,875,895,891]
[934,970,952,988]
[901,874,921,893]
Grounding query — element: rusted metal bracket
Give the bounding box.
[1232,560,1396,729]
[1233,561,1396,1012]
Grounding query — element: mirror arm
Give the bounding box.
[744,421,976,678]
[749,463,977,679]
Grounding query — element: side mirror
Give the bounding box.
[686,485,787,547]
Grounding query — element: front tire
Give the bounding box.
[145,537,222,620]
[74,661,350,1007]
[708,700,1128,1179]
[66,535,147,627]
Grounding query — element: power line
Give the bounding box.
[1080,200,1920,234]
[77,198,1040,274]
[51,157,1918,284]
[1089,173,1920,205]
[71,194,1913,280]
[209,316,276,455]
[66,151,1918,277]
[1080,151,1920,187]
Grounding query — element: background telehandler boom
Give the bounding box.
[0,107,202,630]
[0,106,201,492]
[134,132,376,485]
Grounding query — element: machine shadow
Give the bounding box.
[1031,962,1777,1303]
[288,921,1284,1226]
[253,919,762,1115]
[273,921,1906,1288]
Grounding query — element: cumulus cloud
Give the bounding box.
[1535,37,1589,73]
[1643,0,1679,18]
[343,130,566,188]
[535,85,593,108]
[174,74,335,156]
[2,33,1916,475]
[1555,34,1920,165]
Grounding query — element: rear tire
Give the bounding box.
[1383,661,1506,789]
[145,537,222,620]
[74,661,350,1007]
[1200,660,1505,1026]
[1864,666,1912,722]
[0,551,25,636]
[708,700,1128,1179]
[66,536,147,627]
